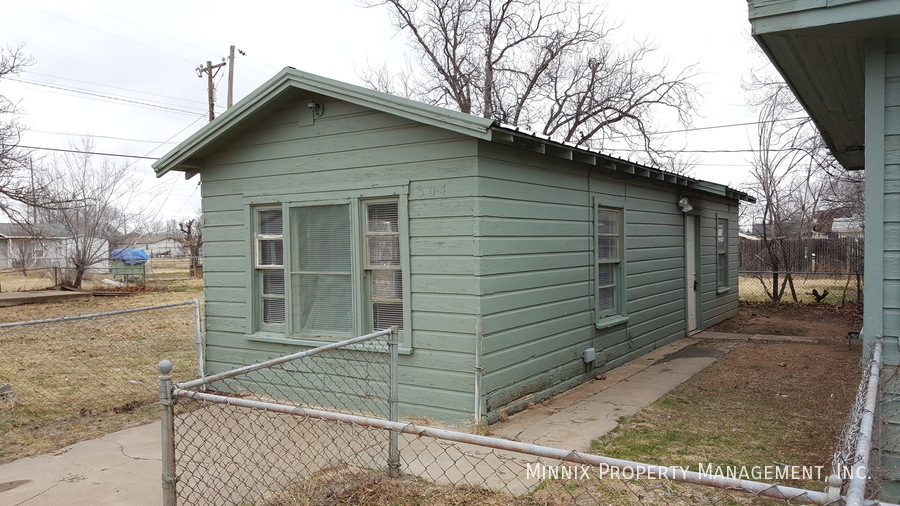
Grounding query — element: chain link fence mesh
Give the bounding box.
[169,331,394,505]
[166,332,840,506]
[0,257,201,292]
[0,301,199,463]
[738,272,863,305]
[170,395,836,505]
[874,359,900,502]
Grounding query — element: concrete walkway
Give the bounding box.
[0,335,729,505]
[0,290,92,308]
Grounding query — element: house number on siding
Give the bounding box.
[415,184,447,198]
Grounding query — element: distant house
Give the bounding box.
[831,216,864,238]
[126,234,180,257]
[749,222,824,239]
[153,68,752,424]
[0,223,109,272]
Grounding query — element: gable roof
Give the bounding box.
[153,67,752,203]
[0,223,69,239]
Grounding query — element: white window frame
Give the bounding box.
[254,207,286,331]
[246,189,411,348]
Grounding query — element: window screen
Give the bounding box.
[291,204,353,336]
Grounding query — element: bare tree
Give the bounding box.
[34,139,150,288]
[743,70,859,301]
[0,44,55,219]
[175,216,202,277]
[362,0,699,169]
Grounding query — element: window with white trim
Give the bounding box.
[716,217,729,289]
[252,198,406,340]
[255,208,285,328]
[364,202,404,330]
[596,206,623,321]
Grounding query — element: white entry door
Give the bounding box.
[685,215,698,333]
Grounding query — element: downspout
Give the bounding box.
[474,154,485,423]
[474,314,484,422]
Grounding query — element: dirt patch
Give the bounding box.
[584,302,865,504]
[708,302,862,340]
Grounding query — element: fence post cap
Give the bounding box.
[158,360,174,375]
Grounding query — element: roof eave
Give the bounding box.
[490,125,754,203]
[153,68,494,177]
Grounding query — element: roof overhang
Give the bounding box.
[492,125,754,203]
[153,68,751,204]
[748,0,900,171]
[152,67,495,177]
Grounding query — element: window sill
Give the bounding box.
[716,286,732,295]
[245,333,414,355]
[595,315,629,330]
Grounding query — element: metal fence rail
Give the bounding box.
[160,328,398,505]
[163,384,895,505]
[0,300,200,463]
[160,327,897,506]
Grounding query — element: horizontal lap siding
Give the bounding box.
[475,145,661,419]
[474,145,593,418]
[700,200,741,328]
[612,188,690,364]
[199,97,480,424]
[885,43,900,342]
[474,143,740,420]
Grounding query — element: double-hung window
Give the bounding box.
[716,217,729,290]
[255,209,286,329]
[252,198,406,342]
[364,202,404,330]
[596,206,625,324]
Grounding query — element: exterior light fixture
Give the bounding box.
[678,197,693,213]
[308,101,324,117]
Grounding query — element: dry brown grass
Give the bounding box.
[739,274,862,304]
[0,284,201,464]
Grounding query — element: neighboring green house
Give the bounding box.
[747,0,900,499]
[153,68,750,424]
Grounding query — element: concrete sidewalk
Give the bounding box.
[0,335,727,505]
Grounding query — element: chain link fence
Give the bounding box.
[162,329,397,505]
[0,256,201,292]
[0,300,201,464]
[739,271,863,305]
[161,328,877,506]
[873,353,900,503]
[738,236,864,305]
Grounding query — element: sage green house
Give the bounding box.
[747,0,900,499]
[153,68,749,424]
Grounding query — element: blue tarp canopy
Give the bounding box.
[110,248,151,265]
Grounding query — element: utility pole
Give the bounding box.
[227,45,235,109]
[196,59,226,122]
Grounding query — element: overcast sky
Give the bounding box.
[1,0,764,224]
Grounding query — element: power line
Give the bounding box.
[28,129,179,145]
[10,0,198,65]
[25,71,208,107]
[603,116,813,141]
[18,145,158,160]
[7,77,208,116]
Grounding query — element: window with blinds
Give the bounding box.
[252,198,406,340]
[365,202,403,330]
[256,209,285,326]
[596,207,622,320]
[290,204,353,336]
[717,218,728,289]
